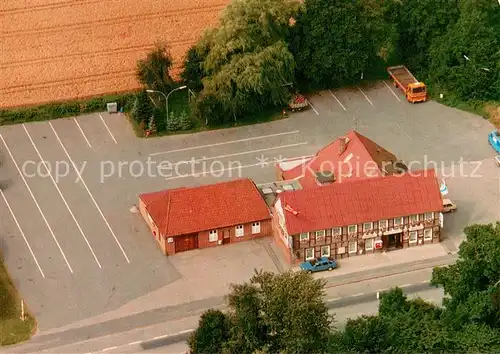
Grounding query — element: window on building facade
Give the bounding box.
[315,230,326,238]
[235,225,244,237]
[300,233,309,241]
[394,217,403,226]
[305,248,315,260]
[321,245,330,257]
[424,228,433,240]
[379,219,388,229]
[410,214,419,224]
[365,238,374,250]
[348,241,357,253]
[348,224,357,234]
[363,222,373,232]
[332,227,341,236]
[409,231,418,243]
[209,230,218,242]
[424,212,434,221]
[252,222,261,234]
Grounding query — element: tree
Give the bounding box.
[189,270,332,354]
[130,90,153,125]
[431,222,500,328]
[193,0,301,125]
[397,0,460,76]
[179,110,192,130]
[290,0,399,88]
[136,42,174,93]
[166,111,181,132]
[181,44,210,91]
[428,0,500,101]
[188,309,231,354]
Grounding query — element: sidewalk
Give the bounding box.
[314,242,452,281]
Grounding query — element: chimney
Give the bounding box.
[339,136,347,155]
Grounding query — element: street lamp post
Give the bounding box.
[147,86,187,125]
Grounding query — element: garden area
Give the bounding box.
[0,254,36,346]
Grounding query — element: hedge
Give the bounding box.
[0,93,137,126]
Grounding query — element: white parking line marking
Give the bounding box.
[400,284,412,288]
[356,86,374,106]
[150,130,300,156]
[74,117,92,148]
[170,142,308,166]
[128,340,142,346]
[383,80,401,102]
[329,90,347,111]
[99,113,117,144]
[165,153,312,181]
[351,293,365,297]
[23,124,102,269]
[178,329,195,334]
[50,122,130,264]
[152,334,170,340]
[421,280,430,284]
[307,99,319,115]
[101,346,117,352]
[0,133,74,273]
[0,189,45,278]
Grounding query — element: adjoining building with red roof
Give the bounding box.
[276,130,408,189]
[272,169,444,264]
[138,179,272,255]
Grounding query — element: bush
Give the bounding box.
[167,111,181,131]
[0,93,137,126]
[131,90,153,124]
[179,111,192,130]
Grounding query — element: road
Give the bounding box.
[34,284,444,354]
[6,264,447,354]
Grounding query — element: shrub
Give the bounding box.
[179,111,192,130]
[167,111,181,131]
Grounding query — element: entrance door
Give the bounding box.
[388,233,402,249]
[175,234,198,253]
[222,230,230,245]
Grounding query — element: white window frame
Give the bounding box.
[379,219,388,229]
[320,245,330,257]
[348,241,357,254]
[394,217,403,226]
[365,238,374,251]
[424,212,434,221]
[209,230,218,242]
[305,248,315,260]
[409,214,419,224]
[235,225,244,237]
[424,228,433,241]
[299,233,309,241]
[315,230,326,238]
[363,222,373,232]
[348,224,357,234]
[409,231,418,243]
[331,227,341,236]
[251,222,261,234]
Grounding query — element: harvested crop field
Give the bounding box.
[0,0,229,109]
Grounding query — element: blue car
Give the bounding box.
[488,130,500,154]
[300,257,337,273]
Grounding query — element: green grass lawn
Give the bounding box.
[0,255,36,346]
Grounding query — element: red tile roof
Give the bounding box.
[139,179,271,237]
[279,130,401,188]
[278,169,442,235]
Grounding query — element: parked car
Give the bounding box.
[300,257,337,273]
[488,130,500,154]
[495,155,500,167]
[442,198,457,213]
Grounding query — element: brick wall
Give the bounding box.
[139,199,164,253]
[197,219,272,249]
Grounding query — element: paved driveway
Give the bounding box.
[0,81,498,332]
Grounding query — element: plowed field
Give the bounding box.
[0,0,229,108]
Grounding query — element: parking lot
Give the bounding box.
[0,81,498,332]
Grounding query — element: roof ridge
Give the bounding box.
[163,191,172,237]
